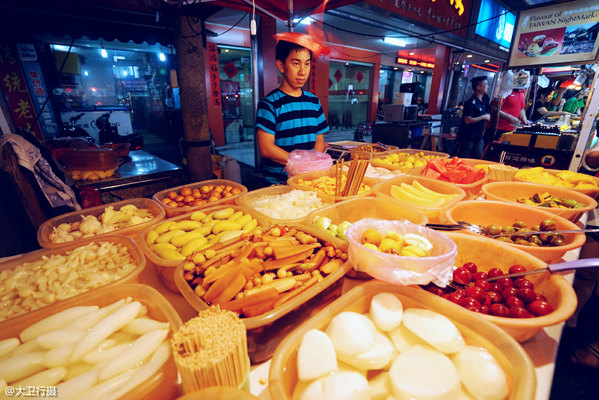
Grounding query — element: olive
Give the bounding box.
[496,237,513,243]
[515,239,531,246]
[562,199,577,208]
[540,219,557,231]
[551,237,565,246]
[530,224,541,232]
[527,241,541,247]
[501,226,516,234]
[528,236,543,246]
[512,228,531,240]
[487,225,501,236]
[539,232,555,244]
[513,221,528,229]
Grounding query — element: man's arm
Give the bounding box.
[257,129,289,165]
[518,108,529,125]
[465,114,490,124]
[314,134,325,152]
[498,109,520,125]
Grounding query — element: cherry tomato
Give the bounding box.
[463,262,478,273]
[487,291,503,304]
[446,292,465,306]
[480,305,490,314]
[490,282,503,292]
[426,286,445,296]
[497,277,513,288]
[453,267,472,285]
[465,286,486,304]
[488,268,504,278]
[466,305,482,313]
[535,293,548,302]
[509,306,533,318]
[505,296,524,308]
[502,286,519,300]
[489,303,510,317]
[514,278,534,289]
[509,264,527,274]
[518,288,537,304]
[474,280,492,292]
[528,300,553,316]
[463,297,482,309]
[472,271,488,281]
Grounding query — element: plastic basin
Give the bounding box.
[287,168,379,203]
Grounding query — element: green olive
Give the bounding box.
[531,224,541,232]
[512,228,532,240]
[513,221,528,229]
[515,239,531,246]
[496,237,513,243]
[501,226,516,234]
[528,236,543,246]
[487,225,501,236]
[562,199,578,208]
[540,219,557,231]
[527,241,541,247]
[539,232,555,244]
[551,237,565,246]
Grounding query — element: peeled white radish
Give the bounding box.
[458,390,476,400]
[339,332,394,371]
[11,340,42,356]
[20,306,99,342]
[14,366,67,387]
[300,371,370,400]
[369,372,391,400]
[402,308,465,354]
[44,343,75,368]
[389,345,460,400]
[452,346,508,400]
[122,318,169,336]
[37,329,86,349]
[56,371,99,400]
[326,312,376,357]
[370,293,403,331]
[0,351,46,383]
[0,338,20,360]
[82,342,132,365]
[388,323,427,352]
[297,329,338,381]
[64,300,124,331]
[293,380,310,400]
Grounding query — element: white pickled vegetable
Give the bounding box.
[122,317,170,336]
[56,370,99,400]
[82,342,132,365]
[251,190,328,220]
[388,323,426,353]
[20,306,98,342]
[339,332,394,371]
[452,346,508,400]
[64,300,125,331]
[326,312,376,357]
[297,329,338,382]
[0,351,46,383]
[389,345,460,400]
[0,338,20,359]
[70,301,141,362]
[369,372,391,400]
[44,343,74,368]
[402,308,465,354]
[369,293,403,332]
[37,329,86,349]
[79,369,136,400]
[14,367,66,387]
[0,378,6,393]
[300,371,370,400]
[11,340,42,356]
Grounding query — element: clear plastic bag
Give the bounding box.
[284,150,333,177]
[345,218,457,286]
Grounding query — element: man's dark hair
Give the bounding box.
[276,40,312,63]
[471,76,488,91]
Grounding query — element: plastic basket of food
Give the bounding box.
[445,200,586,263]
[421,232,578,342]
[37,198,165,249]
[153,179,247,218]
[348,143,399,160]
[420,157,489,199]
[482,181,598,223]
[371,148,449,174]
[138,205,269,293]
[236,185,332,225]
[59,147,118,181]
[373,175,466,223]
[269,280,535,400]
[0,283,182,400]
[464,159,519,182]
[514,167,599,199]
[0,235,145,327]
[287,167,379,203]
[174,224,352,363]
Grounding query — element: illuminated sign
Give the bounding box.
[475,0,516,49]
[396,57,435,69]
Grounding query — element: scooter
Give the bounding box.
[96,111,144,151]
[59,113,94,143]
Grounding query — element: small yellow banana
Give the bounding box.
[155,221,176,234]
[156,229,185,243]
[189,211,207,221]
[211,220,242,234]
[146,230,159,246]
[212,207,235,220]
[156,248,185,261]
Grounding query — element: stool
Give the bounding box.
[420,133,443,152]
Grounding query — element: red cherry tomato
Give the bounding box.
[474,280,492,292]
[502,286,519,300]
[480,305,490,314]
[505,296,524,308]
[517,288,537,304]
[487,291,503,304]
[446,292,465,306]
[463,297,482,309]
[527,300,553,316]
[488,268,504,278]
[509,306,533,318]
[453,267,472,285]
[489,303,510,317]
[463,262,478,273]
[466,305,482,313]
[465,286,486,304]
[509,264,528,274]
[471,271,488,281]
[535,293,548,302]
[497,277,513,287]
[514,278,534,289]
[490,282,503,292]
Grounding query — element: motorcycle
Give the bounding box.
[59,113,95,143]
[96,111,144,151]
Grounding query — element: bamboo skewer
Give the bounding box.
[342,159,369,197]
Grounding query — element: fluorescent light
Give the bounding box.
[159,52,166,62]
[101,48,108,58]
[484,59,490,63]
[409,52,415,55]
[393,67,398,70]
[466,54,473,58]
[113,56,125,62]
[83,71,89,76]
[51,45,72,52]
[383,37,407,47]
[123,70,128,77]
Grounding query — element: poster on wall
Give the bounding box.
[508,0,599,68]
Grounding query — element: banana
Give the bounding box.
[146,229,159,246]
[212,220,242,234]
[171,231,204,247]
[155,221,176,234]
[156,229,186,243]
[235,213,252,227]
[400,183,443,201]
[192,224,213,237]
[201,213,215,224]
[181,236,209,256]
[169,220,203,231]
[156,248,185,261]
[390,185,444,207]
[242,218,258,232]
[152,242,177,252]
[412,181,457,202]
[189,211,207,221]
[227,211,244,222]
[212,207,235,220]
[400,245,427,257]
[218,230,245,243]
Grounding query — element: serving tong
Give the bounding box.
[426,222,599,238]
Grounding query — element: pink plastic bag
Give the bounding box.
[284,150,333,177]
[345,219,457,286]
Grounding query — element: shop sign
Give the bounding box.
[475,0,516,49]
[396,57,435,69]
[508,0,599,68]
[223,60,239,79]
[366,0,472,37]
[0,42,43,141]
[402,71,413,83]
[206,43,222,108]
[309,67,317,94]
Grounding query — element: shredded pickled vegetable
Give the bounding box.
[250,190,329,220]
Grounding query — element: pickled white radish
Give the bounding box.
[82,342,132,365]
[297,329,338,381]
[0,338,20,359]
[339,332,394,371]
[389,345,460,400]
[370,293,403,332]
[388,323,426,352]
[0,378,6,392]
[452,346,508,400]
[326,312,375,357]
[64,300,125,331]
[44,343,75,368]
[369,372,391,400]
[13,367,66,387]
[458,390,476,400]
[337,361,367,376]
[122,318,170,336]
[300,371,370,400]
[56,371,98,400]
[20,306,99,342]
[403,308,465,354]
[37,329,86,349]
[0,351,46,383]
[11,340,42,356]
[403,233,433,251]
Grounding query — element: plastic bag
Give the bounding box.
[284,150,332,177]
[345,219,457,286]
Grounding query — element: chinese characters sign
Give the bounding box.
[206,43,222,108]
[0,42,43,140]
[508,0,599,68]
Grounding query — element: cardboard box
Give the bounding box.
[393,92,413,105]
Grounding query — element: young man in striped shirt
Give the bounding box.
[256,40,329,184]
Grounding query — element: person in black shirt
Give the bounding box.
[457,76,490,159]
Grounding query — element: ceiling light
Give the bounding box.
[484,59,490,63]
[466,54,473,58]
[393,67,398,70]
[83,71,89,76]
[383,37,407,47]
[420,71,424,73]
[409,52,415,56]
[159,52,166,62]
[101,48,108,58]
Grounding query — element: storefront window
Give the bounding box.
[379,68,403,105]
[218,46,253,144]
[328,61,372,132]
